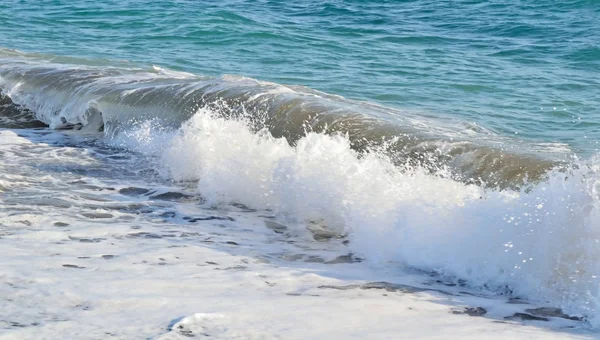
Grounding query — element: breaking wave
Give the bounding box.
[0,48,568,187]
[2,49,600,325]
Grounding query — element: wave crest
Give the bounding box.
[0,52,569,187]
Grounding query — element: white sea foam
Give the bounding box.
[113,108,600,323]
[0,128,590,338]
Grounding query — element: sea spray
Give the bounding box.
[124,109,600,322]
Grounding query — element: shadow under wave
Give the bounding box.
[0,93,48,129]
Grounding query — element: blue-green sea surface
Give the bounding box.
[1,0,598,152]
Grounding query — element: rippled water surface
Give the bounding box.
[1,0,599,151]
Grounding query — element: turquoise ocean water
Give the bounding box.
[1,0,598,152]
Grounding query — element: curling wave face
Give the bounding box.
[0,50,569,187]
[2,50,600,325]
